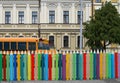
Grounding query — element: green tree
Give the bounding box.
[83,1,120,50]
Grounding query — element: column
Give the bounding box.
[13,4,17,23]
[26,4,30,24]
[0,4,3,23]
[40,2,44,23]
[57,3,62,23]
[70,35,76,50]
[118,0,120,14]
[56,34,62,50]
[43,3,48,23]
[85,3,89,22]
[88,3,91,21]
[71,3,76,23]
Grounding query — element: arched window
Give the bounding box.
[63,36,69,48]
[49,36,54,47]
[77,36,83,48]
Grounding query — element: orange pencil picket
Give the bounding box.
[100,51,103,79]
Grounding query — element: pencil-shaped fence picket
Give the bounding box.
[0,50,119,81]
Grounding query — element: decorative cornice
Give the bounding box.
[61,2,72,9]
[47,3,58,9]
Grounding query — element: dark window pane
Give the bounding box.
[49,11,55,23]
[18,11,24,24]
[78,11,83,24]
[4,42,9,51]
[96,0,101,3]
[64,36,69,47]
[29,42,36,51]
[18,42,26,51]
[63,11,69,23]
[11,42,16,51]
[5,11,11,24]
[38,42,50,50]
[49,36,54,47]
[32,11,38,24]
[77,36,83,48]
[0,42,2,50]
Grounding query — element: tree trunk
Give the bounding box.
[103,41,106,50]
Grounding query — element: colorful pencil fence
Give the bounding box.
[0,50,120,81]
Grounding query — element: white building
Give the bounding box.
[0,0,118,50]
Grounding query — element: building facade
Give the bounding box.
[0,0,118,50]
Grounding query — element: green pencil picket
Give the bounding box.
[108,52,111,79]
[90,51,93,80]
[38,52,42,80]
[55,53,59,80]
[72,52,76,80]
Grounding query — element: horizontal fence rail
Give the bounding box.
[0,50,119,81]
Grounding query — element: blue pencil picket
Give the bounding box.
[13,52,17,81]
[44,51,48,80]
[41,52,44,80]
[24,51,27,80]
[21,51,24,80]
[79,51,83,80]
[10,51,14,81]
[58,53,62,80]
[111,51,114,79]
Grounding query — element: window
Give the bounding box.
[32,11,38,24]
[49,11,55,23]
[4,42,9,51]
[0,42,2,50]
[49,36,54,47]
[18,11,24,24]
[18,42,26,51]
[78,11,83,24]
[11,42,16,51]
[5,11,11,24]
[96,0,101,3]
[63,11,69,24]
[77,36,83,48]
[29,42,36,50]
[63,36,69,48]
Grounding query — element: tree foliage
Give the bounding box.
[83,1,120,50]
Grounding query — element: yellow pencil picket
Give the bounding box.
[28,51,31,80]
[66,51,70,80]
[17,51,20,81]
